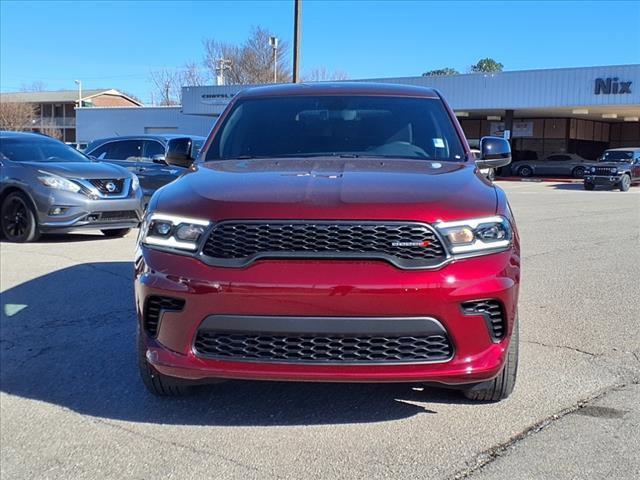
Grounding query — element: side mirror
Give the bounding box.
[151,154,167,165]
[476,136,512,169]
[165,137,194,168]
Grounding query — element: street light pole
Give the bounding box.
[292,0,302,83]
[269,36,279,83]
[74,79,82,108]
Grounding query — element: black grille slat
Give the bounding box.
[461,300,506,341]
[201,222,446,269]
[593,167,618,176]
[144,296,185,337]
[89,178,125,194]
[94,210,138,221]
[194,332,452,363]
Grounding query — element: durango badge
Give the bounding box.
[391,240,431,247]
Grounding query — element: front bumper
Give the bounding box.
[584,175,621,186]
[34,187,144,232]
[135,247,520,385]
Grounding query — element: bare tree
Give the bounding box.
[148,68,182,106]
[182,60,208,87]
[39,119,63,140]
[0,101,36,131]
[149,61,208,106]
[20,81,47,92]
[203,26,291,84]
[301,67,349,82]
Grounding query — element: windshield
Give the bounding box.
[205,95,466,162]
[0,137,91,163]
[601,150,633,162]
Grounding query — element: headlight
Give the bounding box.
[611,168,618,174]
[37,171,81,193]
[590,167,596,173]
[131,174,140,191]
[435,216,512,255]
[141,213,210,251]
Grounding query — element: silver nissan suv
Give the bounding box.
[0,131,144,242]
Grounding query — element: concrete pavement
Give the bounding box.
[1,181,638,479]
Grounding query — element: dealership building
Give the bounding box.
[77,64,639,160]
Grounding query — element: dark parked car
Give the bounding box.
[511,153,589,178]
[0,131,144,242]
[135,83,520,402]
[85,134,205,201]
[583,147,640,191]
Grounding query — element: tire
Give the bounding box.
[518,166,533,177]
[101,228,132,238]
[572,166,585,178]
[138,332,194,397]
[462,317,519,402]
[584,182,595,191]
[1,191,40,243]
[619,174,631,192]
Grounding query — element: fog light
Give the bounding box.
[49,206,67,215]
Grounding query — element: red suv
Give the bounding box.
[135,83,520,401]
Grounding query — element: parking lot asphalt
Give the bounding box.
[1,182,639,480]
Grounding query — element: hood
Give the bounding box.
[23,161,130,179]
[154,158,498,223]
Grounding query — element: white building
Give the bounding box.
[77,64,640,160]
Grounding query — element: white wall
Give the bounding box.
[76,106,217,143]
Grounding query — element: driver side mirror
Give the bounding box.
[165,137,194,168]
[476,136,512,169]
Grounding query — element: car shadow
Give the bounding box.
[0,262,474,427]
[0,233,125,244]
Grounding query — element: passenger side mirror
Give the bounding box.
[165,138,194,168]
[476,136,512,169]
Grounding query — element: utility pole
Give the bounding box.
[269,36,279,83]
[216,58,232,86]
[74,79,82,108]
[292,0,302,83]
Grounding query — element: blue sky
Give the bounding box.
[1,0,639,103]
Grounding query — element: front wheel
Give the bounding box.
[1,192,40,243]
[462,317,519,402]
[619,174,631,192]
[584,182,595,191]
[518,166,533,177]
[101,228,132,238]
[138,333,195,397]
[572,166,585,178]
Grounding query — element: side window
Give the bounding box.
[142,140,165,161]
[111,140,143,160]
[548,155,570,161]
[88,142,113,160]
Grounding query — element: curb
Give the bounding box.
[496,177,582,184]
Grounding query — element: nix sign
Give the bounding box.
[594,77,632,95]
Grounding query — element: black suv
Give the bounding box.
[85,134,205,201]
[584,148,640,191]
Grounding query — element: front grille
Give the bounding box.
[593,167,617,176]
[143,296,185,337]
[90,210,138,222]
[201,221,447,269]
[461,299,506,341]
[89,178,125,194]
[194,331,453,363]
